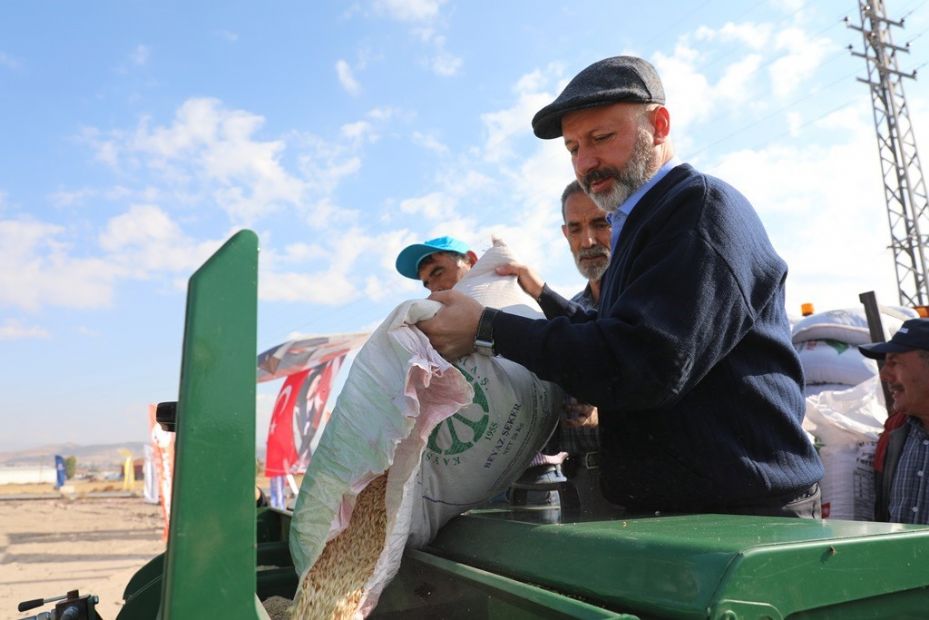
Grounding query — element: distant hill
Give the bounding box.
[0,442,147,467]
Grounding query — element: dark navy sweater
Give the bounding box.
[494,164,823,513]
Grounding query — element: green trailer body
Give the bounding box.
[116,231,929,619]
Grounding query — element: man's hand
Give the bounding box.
[495,262,544,300]
[417,289,485,360]
[563,400,598,429]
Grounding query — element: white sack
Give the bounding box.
[853,442,877,521]
[803,376,887,446]
[792,306,917,345]
[795,339,878,386]
[289,239,563,617]
[819,441,877,521]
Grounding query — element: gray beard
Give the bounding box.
[584,128,656,214]
[575,246,610,281]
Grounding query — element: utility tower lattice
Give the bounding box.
[848,1,929,307]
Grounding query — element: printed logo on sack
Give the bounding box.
[425,365,490,462]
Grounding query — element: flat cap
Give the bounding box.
[531,55,665,139]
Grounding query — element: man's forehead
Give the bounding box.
[565,194,609,223]
[562,102,640,138]
[887,350,923,360]
[417,251,454,274]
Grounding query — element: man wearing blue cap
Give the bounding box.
[419,55,823,517]
[395,236,478,293]
[860,318,929,523]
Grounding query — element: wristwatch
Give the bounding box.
[474,307,499,356]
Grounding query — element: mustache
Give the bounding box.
[582,167,622,193]
[577,245,609,260]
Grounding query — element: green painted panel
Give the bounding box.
[158,230,261,620]
[373,548,637,619]
[427,512,929,619]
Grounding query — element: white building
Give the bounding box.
[0,465,57,485]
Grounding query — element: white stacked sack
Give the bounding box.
[794,306,917,519]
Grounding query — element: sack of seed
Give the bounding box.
[288,239,563,618]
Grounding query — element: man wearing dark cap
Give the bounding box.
[860,318,929,523]
[419,55,823,517]
[395,236,478,292]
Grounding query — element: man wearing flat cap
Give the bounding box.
[419,55,823,517]
[860,318,929,523]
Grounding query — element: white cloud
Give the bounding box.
[769,28,831,99]
[0,51,21,70]
[131,44,150,66]
[0,318,50,340]
[431,50,462,76]
[786,111,803,136]
[708,111,899,312]
[412,131,449,155]
[480,67,560,163]
[696,22,773,50]
[715,53,763,105]
[368,107,399,121]
[216,30,239,43]
[652,45,715,130]
[341,120,376,143]
[336,59,362,96]
[259,269,359,304]
[99,204,223,275]
[298,148,362,198]
[258,226,401,305]
[0,218,124,310]
[50,187,96,208]
[374,0,445,22]
[279,242,328,263]
[400,191,455,220]
[89,98,308,224]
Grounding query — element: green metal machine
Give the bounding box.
[108,231,929,619]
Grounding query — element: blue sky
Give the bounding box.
[3,0,929,450]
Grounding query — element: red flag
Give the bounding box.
[260,333,367,477]
[293,355,346,471]
[265,369,310,477]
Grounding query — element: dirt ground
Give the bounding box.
[0,496,165,619]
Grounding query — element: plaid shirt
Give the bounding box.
[550,284,600,455]
[889,417,929,524]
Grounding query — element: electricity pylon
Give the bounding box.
[848,0,929,306]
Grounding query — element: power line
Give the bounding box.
[641,0,714,50]
[688,65,863,160]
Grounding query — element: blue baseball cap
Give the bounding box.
[395,236,471,280]
[859,318,929,359]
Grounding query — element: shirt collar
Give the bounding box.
[608,157,682,225]
[907,415,929,437]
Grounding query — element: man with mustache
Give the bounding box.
[395,236,478,293]
[554,181,616,514]
[419,55,823,517]
[860,319,929,523]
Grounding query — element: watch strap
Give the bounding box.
[474,307,499,356]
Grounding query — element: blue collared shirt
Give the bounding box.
[609,158,682,250]
[889,416,929,524]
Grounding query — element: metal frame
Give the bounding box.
[848,0,929,306]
